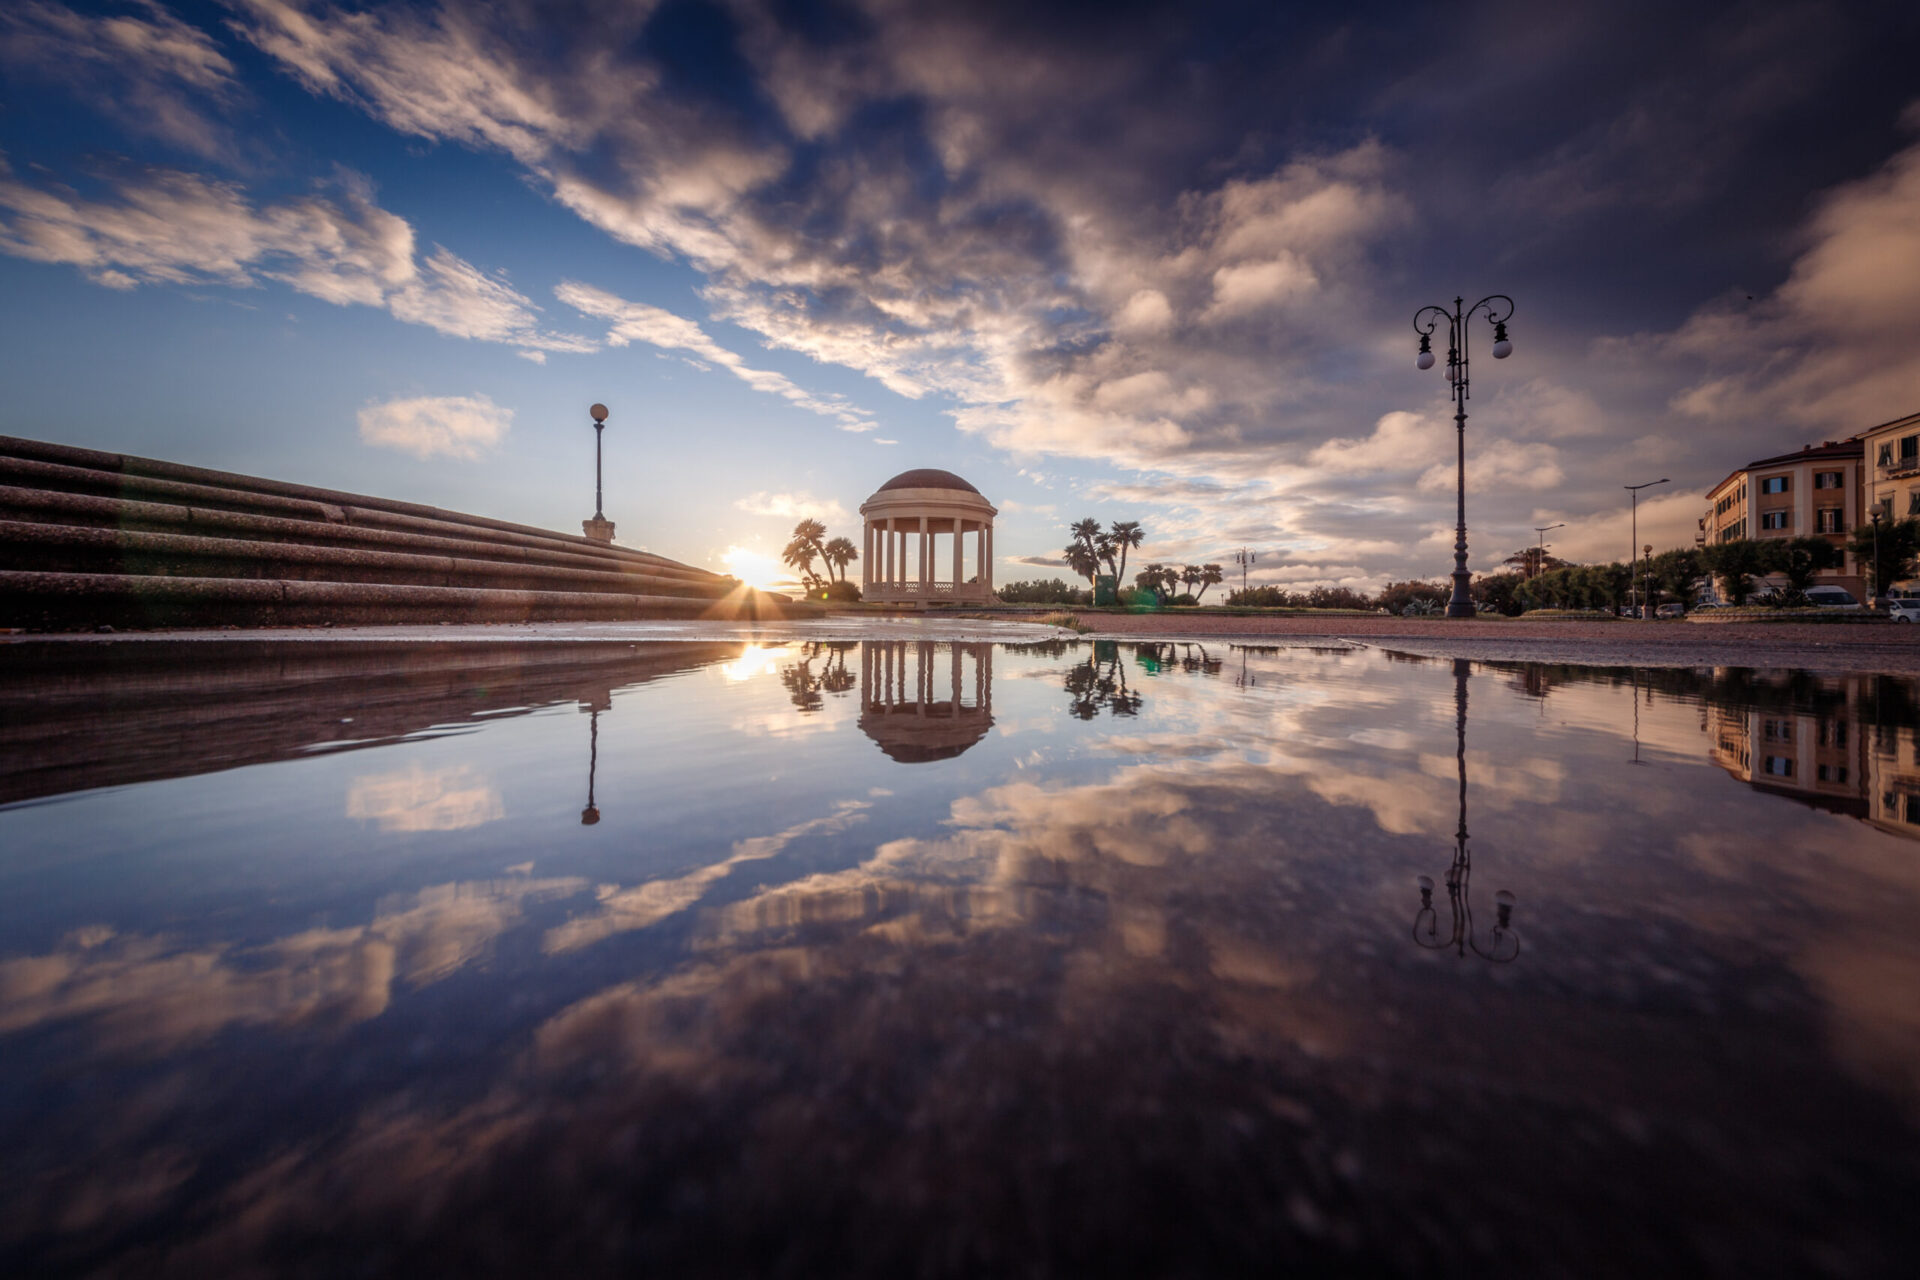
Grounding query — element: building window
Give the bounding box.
[1814,470,1842,489]
[1764,719,1794,743]
[1816,508,1842,533]
[1816,764,1849,784]
[1760,476,1790,494]
[1760,511,1790,530]
[1908,490,1920,516]
[1881,443,1896,467]
[1764,756,1794,777]
[1905,435,1920,462]
[1907,794,1920,824]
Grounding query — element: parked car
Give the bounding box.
[1804,586,1862,611]
[1888,599,1920,624]
[1655,602,1685,618]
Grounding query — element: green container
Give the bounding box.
[1094,575,1119,606]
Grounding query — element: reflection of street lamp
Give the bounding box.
[1415,295,1515,617]
[1531,523,1564,579]
[1413,660,1519,962]
[580,705,601,825]
[1625,478,1668,618]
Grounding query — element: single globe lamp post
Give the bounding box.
[1414,295,1515,617]
[583,403,615,543]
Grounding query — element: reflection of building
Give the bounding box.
[858,641,993,762]
[1867,719,1920,838]
[1706,678,1869,817]
[859,469,998,605]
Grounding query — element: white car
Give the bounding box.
[1888,599,1920,624]
[1803,586,1862,611]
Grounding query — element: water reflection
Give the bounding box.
[8,641,1920,1275]
[858,640,993,761]
[1412,660,1520,962]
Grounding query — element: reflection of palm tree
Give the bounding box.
[780,642,861,712]
[1063,642,1142,717]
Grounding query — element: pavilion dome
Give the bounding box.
[875,468,980,494]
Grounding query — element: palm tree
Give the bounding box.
[782,536,822,587]
[1195,564,1224,603]
[1066,517,1105,588]
[1180,565,1202,598]
[1109,521,1145,584]
[822,536,859,583]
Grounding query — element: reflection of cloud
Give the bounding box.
[347,763,504,831]
[543,800,871,954]
[0,878,584,1051]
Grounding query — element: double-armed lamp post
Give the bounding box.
[1532,522,1564,579]
[1414,295,1515,617]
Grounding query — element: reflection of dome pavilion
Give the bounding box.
[860,470,997,605]
[859,641,994,762]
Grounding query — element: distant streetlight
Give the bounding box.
[1625,479,1669,618]
[1414,295,1515,617]
[1531,522,1564,579]
[584,403,615,543]
[1234,547,1258,595]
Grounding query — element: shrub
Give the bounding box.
[999,578,1089,605]
[1169,593,1198,606]
[822,580,862,602]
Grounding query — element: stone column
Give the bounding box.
[918,517,930,594]
[952,517,963,590]
[983,523,993,593]
[884,518,894,589]
[950,643,961,707]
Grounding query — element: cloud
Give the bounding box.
[556,281,874,431]
[0,163,595,356]
[733,491,850,523]
[357,395,512,461]
[0,0,240,157]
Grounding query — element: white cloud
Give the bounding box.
[0,0,239,157]
[347,763,505,831]
[0,164,594,357]
[556,281,874,431]
[733,491,850,523]
[357,394,512,461]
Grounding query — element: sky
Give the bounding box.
[2,0,1917,593]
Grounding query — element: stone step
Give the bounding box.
[0,484,716,583]
[0,521,724,598]
[0,571,775,630]
[0,434,695,574]
[0,453,719,584]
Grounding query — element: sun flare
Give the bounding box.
[722,546,785,592]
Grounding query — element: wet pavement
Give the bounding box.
[4,638,1919,1276]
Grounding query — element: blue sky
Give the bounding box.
[3,0,1917,590]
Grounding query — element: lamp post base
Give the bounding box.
[582,516,616,543]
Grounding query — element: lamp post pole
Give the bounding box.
[1234,547,1257,595]
[1532,522,1564,579]
[1625,479,1668,618]
[1414,295,1515,618]
[583,403,615,543]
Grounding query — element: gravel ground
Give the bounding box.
[1062,612,1920,673]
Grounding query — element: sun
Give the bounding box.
[722,546,786,592]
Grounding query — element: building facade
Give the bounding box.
[1701,439,1866,599]
[1860,409,1920,531]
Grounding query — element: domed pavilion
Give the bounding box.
[859,469,998,606]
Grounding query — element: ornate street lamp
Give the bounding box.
[1415,296,1515,617]
[583,403,615,543]
[1413,660,1520,962]
[1234,547,1258,595]
[1625,478,1669,618]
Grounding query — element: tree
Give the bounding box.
[1766,535,1842,595]
[1134,563,1179,602]
[1649,548,1703,612]
[1108,521,1145,586]
[1702,539,1772,605]
[822,536,859,584]
[1502,547,1568,579]
[1472,571,1525,616]
[1193,564,1224,603]
[1848,517,1920,598]
[1180,565,1202,598]
[1066,518,1105,588]
[1377,580,1450,616]
[783,519,830,588]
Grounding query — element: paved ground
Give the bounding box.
[7,613,1917,673]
